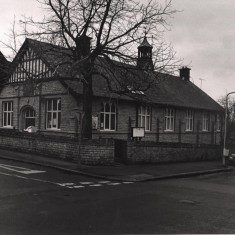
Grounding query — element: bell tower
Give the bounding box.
[137,36,154,71]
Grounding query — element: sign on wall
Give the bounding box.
[132,127,145,138]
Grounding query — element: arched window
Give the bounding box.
[24,107,36,129]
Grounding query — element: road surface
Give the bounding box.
[0,158,234,234]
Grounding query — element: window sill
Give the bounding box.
[164,130,174,132]
[45,129,61,132]
[100,130,116,132]
[0,126,14,129]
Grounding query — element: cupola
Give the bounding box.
[137,36,154,71]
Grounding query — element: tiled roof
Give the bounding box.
[21,39,223,112]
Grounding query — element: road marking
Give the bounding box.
[0,170,59,186]
[73,185,85,189]
[98,181,111,184]
[0,169,135,190]
[58,183,76,186]
[89,184,102,187]
[0,164,46,174]
[108,183,121,186]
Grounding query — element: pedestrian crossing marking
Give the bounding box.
[73,185,85,189]
[107,183,121,186]
[59,181,134,189]
[59,183,76,186]
[89,184,102,187]
[98,181,110,184]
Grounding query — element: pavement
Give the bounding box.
[0,148,233,182]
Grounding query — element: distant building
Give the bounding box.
[0,36,223,145]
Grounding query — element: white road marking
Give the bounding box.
[0,164,46,174]
[0,170,60,186]
[89,184,102,187]
[123,182,134,184]
[73,185,85,189]
[108,183,121,186]
[80,182,93,185]
[98,181,111,184]
[58,183,76,186]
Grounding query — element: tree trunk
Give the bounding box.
[82,73,93,139]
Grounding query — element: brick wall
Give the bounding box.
[115,140,222,164]
[0,81,223,145]
[0,129,114,165]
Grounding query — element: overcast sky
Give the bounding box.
[0,0,234,102]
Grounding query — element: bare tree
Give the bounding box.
[4,0,180,139]
[218,95,235,140]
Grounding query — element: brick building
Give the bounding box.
[0,37,223,146]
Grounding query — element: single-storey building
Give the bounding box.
[0,36,223,147]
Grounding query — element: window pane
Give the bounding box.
[47,112,52,128]
[100,113,104,129]
[105,103,110,112]
[58,99,61,111]
[105,114,109,129]
[138,116,141,127]
[3,113,7,126]
[52,112,57,128]
[7,113,10,126]
[4,103,7,111]
[58,112,61,129]
[142,116,145,128]
[111,103,115,113]
[111,114,115,130]
[48,100,52,111]
[146,116,150,131]
[9,102,12,111]
[53,99,57,111]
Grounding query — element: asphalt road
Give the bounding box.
[0,158,235,234]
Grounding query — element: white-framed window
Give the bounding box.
[202,111,209,131]
[3,101,13,127]
[100,102,116,131]
[138,105,151,131]
[216,114,221,131]
[24,107,36,129]
[46,98,61,130]
[164,108,175,131]
[185,109,194,131]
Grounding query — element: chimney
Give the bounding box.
[179,66,191,81]
[75,35,92,58]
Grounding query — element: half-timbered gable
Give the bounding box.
[9,45,53,83]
